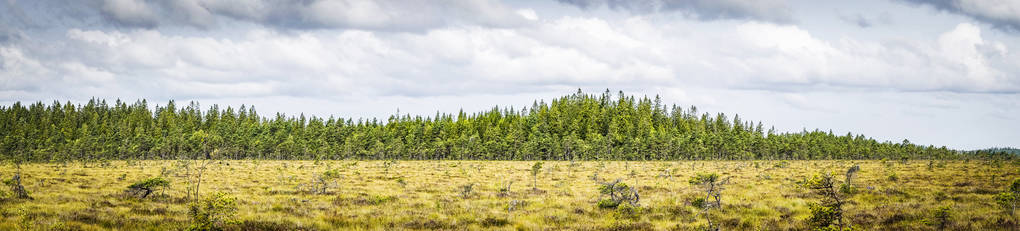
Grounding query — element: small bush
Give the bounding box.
[459,183,475,199]
[310,169,342,194]
[480,217,509,227]
[596,179,640,209]
[531,162,544,191]
[187,192,238,231]
[616,203,642,219]
[774,161,790,168]
[497,181,513,197]
[808,203,839,229]
[395,177,407,188]
[127,177,170,199]
[2,173,31,199]
[802,171,847,230]
[887,173,899,182]
[598,198,621,209]
[923,205,952,230]
[690,197,707,209]
[995,179,1020,215]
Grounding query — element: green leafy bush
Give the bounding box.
[187,192,238,231]
[690,197,707,209]
[995,179,1019,215]
[595,179,639,209]
[3,173,31,199]
[127,177,170,199]
[808,203,839,228]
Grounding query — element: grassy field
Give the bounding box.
[0,160,1018,230]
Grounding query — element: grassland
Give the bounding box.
[1,160,1018,230]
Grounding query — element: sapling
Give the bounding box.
[689,172,726,231]
[689,173,727,209]
[3,173,31,200]
[531,162,543,191]
[802,171,850,230]
[3,157,31,199]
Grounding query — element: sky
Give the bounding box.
[1,0,1018,150]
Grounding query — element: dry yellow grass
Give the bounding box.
[1,160,1018,230]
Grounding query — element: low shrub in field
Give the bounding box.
[126,177,170,199]
[690,197,707,209]
[3,173,31,200]
[596,179,640,209]
[887,172,899,182]
[187,192,238,231]
[497,181,513,197]
[923,205,952,230]
[802,170,851,230]
[689,172,728,231]
[689,173,726,209]
[807,203,840,229]
[459,183,475,199]
[615,203,642,220]
[531,162,544,191]
[308,169,342,194]
[995,178,1020,215]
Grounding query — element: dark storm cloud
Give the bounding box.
[556,0,793,23]
[899,0,1020,32]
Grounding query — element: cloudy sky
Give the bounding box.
[2,0,1019,150]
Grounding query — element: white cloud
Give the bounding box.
[1,1,1019,149]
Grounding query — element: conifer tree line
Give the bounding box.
[0,90,1011,162]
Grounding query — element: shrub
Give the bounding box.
[596,179,640,209]
[597,198,621,209]
[127,177,170,199]
[774,161,790,168]
[690,197,707,209]
[887,173,898,182]
[689,173,725,209]
[459,183,475,199]
[531,162,544,191]
[497,181,513,197]
[808,203,839,228]
[187,192,238,231]
[310,169,342,194]
[995,179,1020,215]
[2,173,31,200]
[395,177,407,188]
[923,205,952,230]
[615,203,642,219]
[802,171,847,230]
